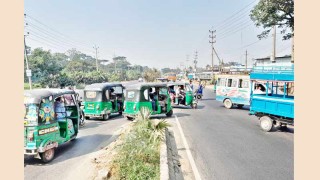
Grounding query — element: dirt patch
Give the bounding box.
[90,123,134,180]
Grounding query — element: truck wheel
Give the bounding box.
[260,116,274,132]
[40,148,55,163]
[223,99,233,109]
[279,123,288,130]
[126,116,134,121]
[237,104,244,108]
[166,109,173,117]
[103,114,110,120]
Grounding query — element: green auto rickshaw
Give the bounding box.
[123,83,173,120]
[24,89,80,162]
[83,83,124,120]
[167,82,198,109]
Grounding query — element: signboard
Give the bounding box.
[26,70,32,77]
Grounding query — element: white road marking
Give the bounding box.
[175,115,202,180]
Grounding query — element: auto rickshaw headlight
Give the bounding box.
[28,130,34,142]
[96,104,100,110]
[123,104,126,110]
[133,104,136,111]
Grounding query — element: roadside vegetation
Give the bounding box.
[108,107,170,179]
[24,47,187,88]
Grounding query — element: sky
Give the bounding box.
[24,0,292,69]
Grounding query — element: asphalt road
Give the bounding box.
[24,115,129,180]
[172,86,294,180]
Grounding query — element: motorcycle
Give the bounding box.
[194,86,204,99]
[78,100,85,127]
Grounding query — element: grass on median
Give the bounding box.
[109,107,170,180]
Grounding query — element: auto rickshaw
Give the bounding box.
[24,89,80,162]
[83,83,124,120]
[123,83,173,120]
[167,82,198,109]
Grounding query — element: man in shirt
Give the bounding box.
[54,97,66,120]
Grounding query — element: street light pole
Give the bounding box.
[209,29,216,72]
[93,45,99,71]
[24,35,32,90]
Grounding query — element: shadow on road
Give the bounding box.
[199,98,216,101]
[24,134,112,166]
[174,113,191,118]
[85,113,124,122]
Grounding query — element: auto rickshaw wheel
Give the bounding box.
[103,114,110,120]
[40,148,55,163]
[223,99,233,109]
[260,116,274,132]
[197,95,202,99]
[166,109,173,117]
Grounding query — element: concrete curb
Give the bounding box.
[160,128,169,180]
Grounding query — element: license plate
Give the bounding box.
[87,104,94,109]
[27,142,36,148]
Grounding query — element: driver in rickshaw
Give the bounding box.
[176,85,185,104]
[55,97,66,120]
[109,88,118,109]
[149,88,159,111]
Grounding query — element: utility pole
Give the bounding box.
[291,36,294,63]
[209,29,216,72]
[271,25,276,63]
[245,50,248,71]
[193,51,198,72]
[24,14,32,90]
[93,45,99,71]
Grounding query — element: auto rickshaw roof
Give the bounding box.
[24,89,76,103]
[124,82,168,90]
[167,81,190,86]
[84,83,123,91]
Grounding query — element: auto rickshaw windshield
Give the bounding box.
[24,103,39,126]
[125,90,140,102]
[84,91,102,101]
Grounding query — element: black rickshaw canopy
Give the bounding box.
[84,83,123,91]
[24,89,76,104]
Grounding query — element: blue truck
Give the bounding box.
[249,65,294,132]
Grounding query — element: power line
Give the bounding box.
[215,9,253,33]
[191,0,258,53]
[217,21,254,40]
[25,21,94,53]
[27,30,72,50]
[27,37,66,52]
[216,18,253,37]
[25,13,92,48]
[213,0,257,30]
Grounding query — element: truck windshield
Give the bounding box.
[24,103,39,126]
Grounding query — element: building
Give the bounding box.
[254,55,293,67]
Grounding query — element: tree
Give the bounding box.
[27,48,64,84]
[250,0,294,40]
[63,59,96,73]
[143,68,161,82]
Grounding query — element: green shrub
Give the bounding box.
[110,108,170,180]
